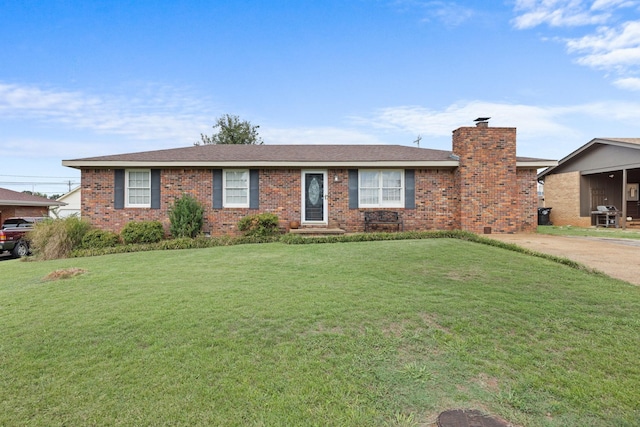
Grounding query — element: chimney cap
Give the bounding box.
[474,117,490,123]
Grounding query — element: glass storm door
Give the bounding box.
[303,171,326,223]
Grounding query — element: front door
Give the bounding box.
[302,171,327,223]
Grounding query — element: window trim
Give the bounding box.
[125,169,151,208]
[223,169,250,208]
[358,169,405,208]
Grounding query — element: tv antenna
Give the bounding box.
[413,135,422,148]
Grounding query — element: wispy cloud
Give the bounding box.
[511,0,640,90]
[392,1,475,27]
[566,20,640,72]
[613,76,640,89]
[352,99,640,149]
[353,101,576,140]
[512,0,613,29]
[262,127,383,145]
[0,82,215,142]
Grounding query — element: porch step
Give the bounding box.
[289,228,345,235]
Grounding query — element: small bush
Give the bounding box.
[29,217,92,260]
[121,221,165,244]
[169,194,205,238]
[237,213,280,237]
[80,229,121,249]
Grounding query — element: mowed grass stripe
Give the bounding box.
[1,239,639,426]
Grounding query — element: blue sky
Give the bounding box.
[1,0,640,195]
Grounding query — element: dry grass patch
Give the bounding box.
[43,267,87,281]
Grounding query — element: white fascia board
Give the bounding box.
[516,161,558,168]
[0,200,65,206]
[62,160,460,168]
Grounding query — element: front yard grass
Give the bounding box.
[1,238,639,426]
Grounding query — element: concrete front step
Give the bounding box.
[289,228,345,235]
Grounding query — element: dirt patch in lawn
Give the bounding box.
[43,267,87,281]
[487,234,640,286]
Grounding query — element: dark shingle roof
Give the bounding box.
[63,144,553,168]
[66,144,455,163]
[0,188,65,206]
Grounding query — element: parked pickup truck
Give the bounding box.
[0,217,46,257]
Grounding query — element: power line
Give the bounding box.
[0,174,78,179]
[0,180,80,193]
[0,181,79,185]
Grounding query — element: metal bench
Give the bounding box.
[364,211,403,232]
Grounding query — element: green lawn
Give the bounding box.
[538,224,640,239]
[2,239,639,426]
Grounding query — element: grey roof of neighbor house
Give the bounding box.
[0,187,66,207]
[538,138,640,179]
[63,144,555,168]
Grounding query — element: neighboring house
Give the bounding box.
[62,121,556,236]
[0,187,66,225]
[538,138,640,228]
[51,186,81,218]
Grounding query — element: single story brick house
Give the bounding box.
[0,187,66,225]
[62,121,555,236]
[538,137,640,228]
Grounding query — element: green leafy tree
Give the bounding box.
[22,190,60,200]
[196,114,263,145]
[169,194,205,238]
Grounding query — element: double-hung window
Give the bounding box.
[125,169,151,208]
[359,170,404,208]
[224,170,249,207]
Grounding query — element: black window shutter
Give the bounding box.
[212,169,223,208]
[348,169,358,209]
[249,169,259,209]
[405,169,415,209]
[114,169,125,209]
[151,170,161,209]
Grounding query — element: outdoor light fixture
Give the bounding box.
[609,174,615,178]
[334,175,341,182]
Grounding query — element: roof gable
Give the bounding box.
[539,138,640,179]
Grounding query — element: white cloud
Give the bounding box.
[511,1,640,88]
[352,101,575,140]
[391,1,475,27]
[0,82,214,143]
[352,99,640,155]
[613,76,640,89]
[512,0,613,29]
[566,20,640,71]
[262,127,383,145]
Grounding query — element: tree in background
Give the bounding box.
[22,190,62,200]
[196,114,263,145]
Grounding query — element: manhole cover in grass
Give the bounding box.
[437,409,511,427]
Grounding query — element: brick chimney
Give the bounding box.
[452,119,518,234]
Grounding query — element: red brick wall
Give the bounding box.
[0,206,49,225]
[80,168,462,235]
[452,124,522,234]
[79,128,538,235]
[516,169,539,232]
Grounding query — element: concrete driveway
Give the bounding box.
[488,233,640,286]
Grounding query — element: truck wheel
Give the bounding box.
[12,241,29,258]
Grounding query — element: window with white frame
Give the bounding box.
[359,170,404,207]
[125,169,151,207]
[224,169,249,207]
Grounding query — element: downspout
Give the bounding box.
[622,168,628,228]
